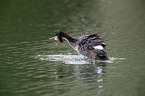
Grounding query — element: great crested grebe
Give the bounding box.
[50,32,109,60]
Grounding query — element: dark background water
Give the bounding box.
[0,0,145,96]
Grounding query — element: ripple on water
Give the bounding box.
[0,39,125,96]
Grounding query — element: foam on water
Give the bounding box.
[35,54,91,64]
[35,54,125,64]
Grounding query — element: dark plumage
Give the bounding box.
[50,32,109,60]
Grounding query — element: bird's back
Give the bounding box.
[77,33,108,60]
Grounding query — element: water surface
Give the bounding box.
[0,0,145,96]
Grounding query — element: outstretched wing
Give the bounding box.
[86,33,107,47]
[78,33,108,59]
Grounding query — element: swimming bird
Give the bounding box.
[50,32,109,60]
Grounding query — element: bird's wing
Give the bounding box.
[79,33,107,48]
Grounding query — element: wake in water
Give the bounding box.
[35,54,125,64]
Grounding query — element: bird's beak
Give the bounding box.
[49,37,56,40]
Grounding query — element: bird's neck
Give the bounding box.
[62,33,78,51]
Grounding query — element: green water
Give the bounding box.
[0,0,145,96]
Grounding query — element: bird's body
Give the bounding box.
[50,32,109,60]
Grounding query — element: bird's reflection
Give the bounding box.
[72,61,106,95]
[36,55,108,95]
[53,60,106,95]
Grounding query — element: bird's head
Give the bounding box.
[49,32,64,42]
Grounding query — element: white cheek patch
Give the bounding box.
[93,45,104,50]
[55,36,59,41]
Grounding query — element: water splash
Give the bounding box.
[35,54,91,64]
[35,54,125,64]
